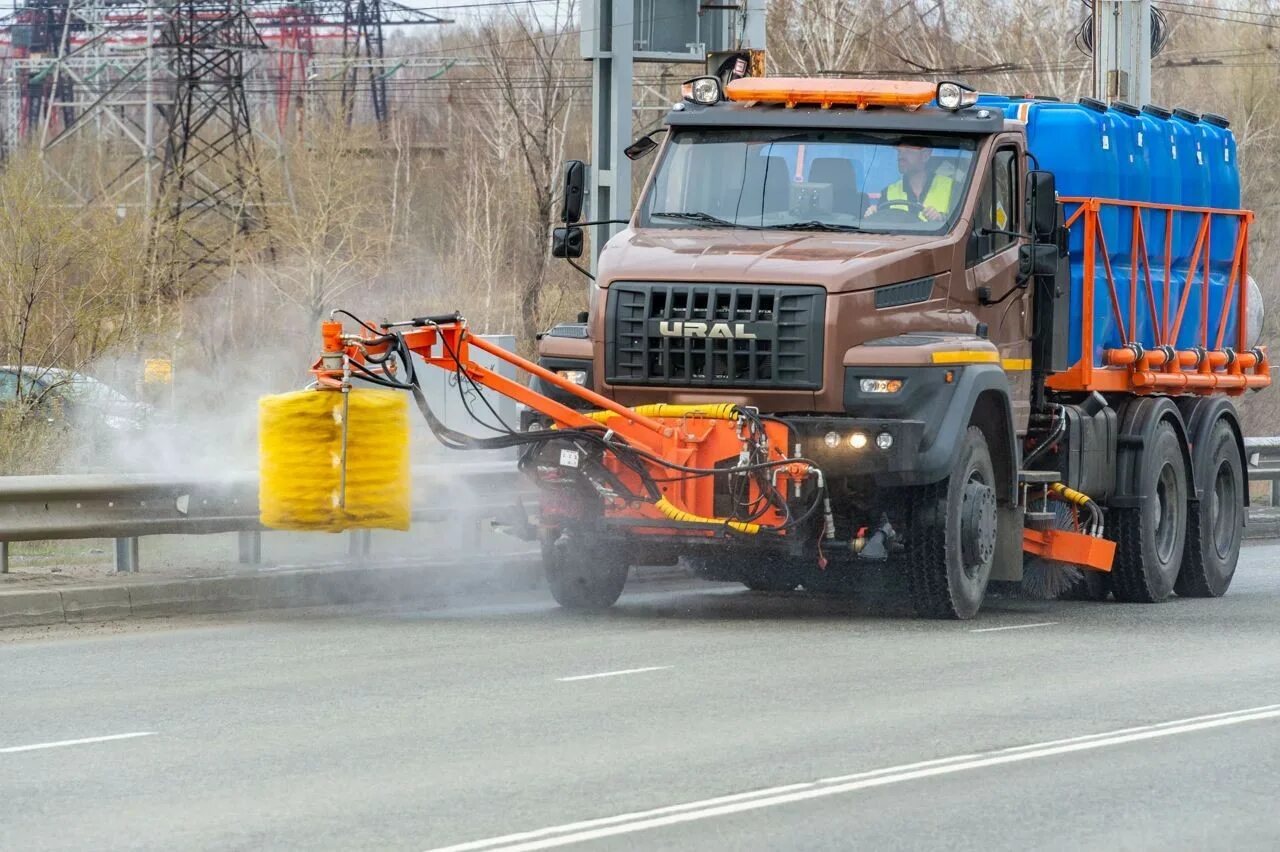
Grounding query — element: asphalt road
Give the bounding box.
[5,545,1280,851]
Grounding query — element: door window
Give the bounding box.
[971,145,1019,263]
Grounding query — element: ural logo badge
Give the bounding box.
[658,321,758,339]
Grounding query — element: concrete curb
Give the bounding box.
[0,552,544,630]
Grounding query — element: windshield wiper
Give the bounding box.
[774,220,865,232]
[650,211,759,229]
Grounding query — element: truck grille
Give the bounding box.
[605,282,825,390]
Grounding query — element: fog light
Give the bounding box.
[824,431,841,449]
[849,432,868,449]
[555,369,587,385]
[876,432,893,450]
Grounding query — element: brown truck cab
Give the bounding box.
[537,77,1261,617]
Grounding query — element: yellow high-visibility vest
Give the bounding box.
[884,174,955,221]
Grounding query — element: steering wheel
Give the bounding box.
[868,199,927,221]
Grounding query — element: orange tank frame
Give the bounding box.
[1046,197,1270,395]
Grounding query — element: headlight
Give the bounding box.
[859,378,903,394]
[849,432,868,449]
[682,76,722,105]
[876,432,893,450]
[936,81,977,111]
[555,369,587,386]
[823,431,842,449]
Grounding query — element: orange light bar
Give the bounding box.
[725,77,936,110]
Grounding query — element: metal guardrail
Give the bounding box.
[1245,437,1280,506]
[0,459,536,574]
[4,438,1278,575]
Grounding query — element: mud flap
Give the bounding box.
[990,504,1024,582]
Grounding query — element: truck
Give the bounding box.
[529,76,1271,618]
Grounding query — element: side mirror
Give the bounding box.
[1019,243,1059,278]
[1028,170,1057,239]
[624,131,664,161]
[552,226,584,259]
[561,160,585,224]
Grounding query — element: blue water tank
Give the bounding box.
[1200,113,1242,345]
[1201,112,1242,268]
[1171,109,1214,347]
[1170,109,1210,263]
[1137,104,1182,267]
[1020,99,1122,364]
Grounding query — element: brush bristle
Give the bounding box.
[1021,558,1084,600]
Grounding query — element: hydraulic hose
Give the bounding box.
[654,496,761,534]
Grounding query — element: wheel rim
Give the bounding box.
[960,470,997,580]
[1211,460,1238,559]
[1154,461,1179,563]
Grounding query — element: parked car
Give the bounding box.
[0,366,151,432]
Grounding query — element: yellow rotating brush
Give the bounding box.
[259,388,411,532]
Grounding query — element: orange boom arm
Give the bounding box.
[313,314,820,540]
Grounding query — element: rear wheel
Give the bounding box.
[543,531,629,611]
[903,426,997,619]
[1176,419,1243,598]
[1110,421,1188,603]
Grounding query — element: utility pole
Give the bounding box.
[583,0,766,273]
[1092,0,1152,105]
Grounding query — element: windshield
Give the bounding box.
[640,128,978,235]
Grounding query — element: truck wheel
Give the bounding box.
[903,426,997,619]
[1110,420,1188,603]
[1176,419,1243,598]
[543,532,629,611]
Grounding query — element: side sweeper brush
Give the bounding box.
[259,387,410,532]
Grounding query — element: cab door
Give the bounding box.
[962,139,1032,434]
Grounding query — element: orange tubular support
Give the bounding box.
[1045,196,1269,397]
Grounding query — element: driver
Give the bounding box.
[864,138,955,222]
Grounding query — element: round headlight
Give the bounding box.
[937,82,962,110]
[876,432,893,450]
[823,431,841,449]
[849,432,868,449]
[689,77,721,105]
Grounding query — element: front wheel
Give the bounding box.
[543,531,629,611]
[902,426,998,619]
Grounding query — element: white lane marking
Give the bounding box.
[969,621,1059,633]
[0,732,156,754]
[426,704,1280,852]
[556,666,672,682]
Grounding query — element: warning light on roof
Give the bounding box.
[724,78,937,110]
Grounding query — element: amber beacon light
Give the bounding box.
[724,78,937,110]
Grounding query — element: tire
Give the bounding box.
[1176,419,1243,598]
[1110,420,1188,603]
[903,426,998,619]
[542,532,629,611]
